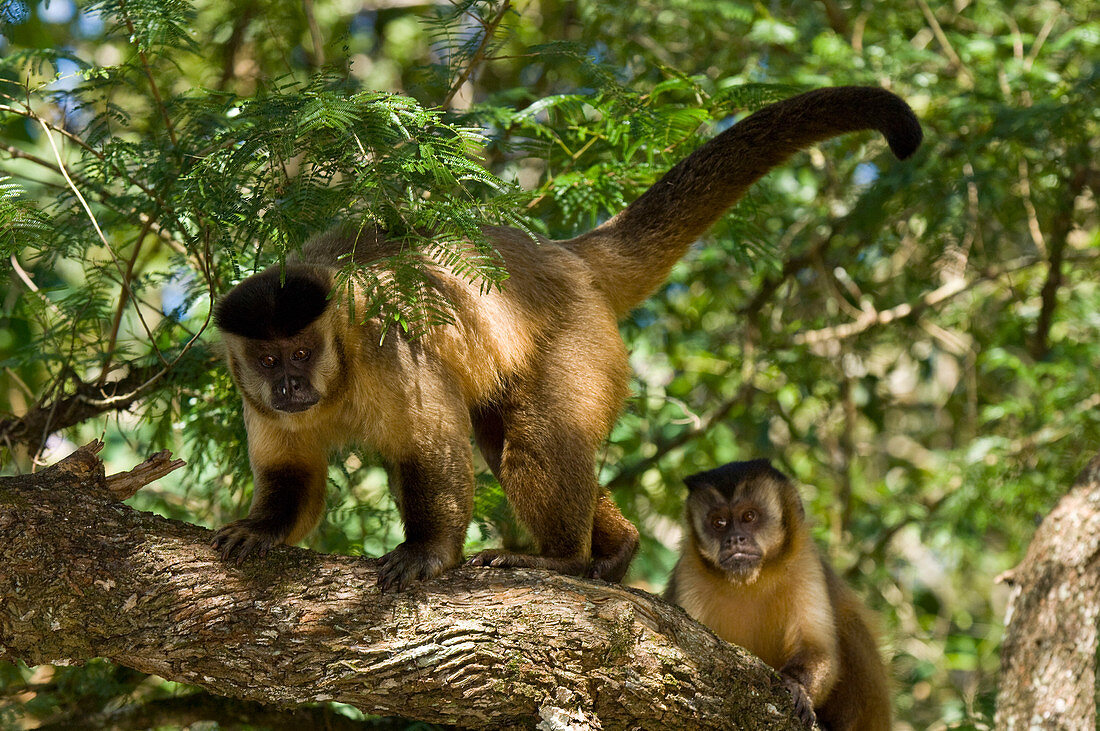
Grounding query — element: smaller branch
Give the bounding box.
[1029,164,1088,360]
[0,103,102,159]
[2,143,65,175]
[1017,159,1047,257]
[118,8,180,148]
[36,118,171,366]
[0,363,166,456]
[913,0,973,86]
[1023,13,1059,71]
[794,256,1045,347]
[9,254,69,323]
[302,0,326,67]
[441,0,511,109]
[817,0,849,36]
[104,449,186,500]
[605,381,755,492]
[101,217,158,384]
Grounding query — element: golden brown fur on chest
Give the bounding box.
[671,531,836,673]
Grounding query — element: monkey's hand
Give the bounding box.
[781,676,817,728]
[377,541,458,593]
[211,519,287,565]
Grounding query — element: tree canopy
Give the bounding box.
[1,0,1097,727]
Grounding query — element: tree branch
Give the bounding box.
[1029,163,1088,360]
[0,363,166,457]
[0,444,806,730]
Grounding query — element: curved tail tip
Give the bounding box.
[886,114,923,161]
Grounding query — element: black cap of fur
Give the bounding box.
[214,266,330,340]
[684,459,789,497]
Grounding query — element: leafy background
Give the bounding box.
[1,0,1098,728]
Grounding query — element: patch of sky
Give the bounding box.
[349,10,377,38]
[162,271,194,321]
[38,0,74,24]
[48,55,81,91]
[76,4,103,37]
[853,162,879,186]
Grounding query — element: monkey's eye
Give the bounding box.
[292,348,311,361]
[259,355,278,368]
[711,516,728,530]
[742,509,758,524]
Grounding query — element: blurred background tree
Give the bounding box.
[0,0,1097,728]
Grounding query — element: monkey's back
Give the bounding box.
[296,225,628,419]
[818,564,892,731]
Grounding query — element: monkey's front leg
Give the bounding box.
[779,645,836,728]
[213,457,328,564]
[378,445,474,592]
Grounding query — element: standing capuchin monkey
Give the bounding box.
[212,87,922,592]
[664,460,891,730]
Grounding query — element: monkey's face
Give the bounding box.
[684,460,799,585]
[237,331,326,413]
[215,265,338,416]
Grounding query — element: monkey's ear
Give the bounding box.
[683,473,709,492]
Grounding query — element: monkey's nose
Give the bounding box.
[277,376,304,396]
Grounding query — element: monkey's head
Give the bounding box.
[683,459,805,584]
[215,265,338,415]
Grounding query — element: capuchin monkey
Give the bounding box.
[212,86,922,592]
[664,460,891,730]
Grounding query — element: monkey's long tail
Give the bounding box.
[563,86,922,318]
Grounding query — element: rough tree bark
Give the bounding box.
[995,451,1100,730]
[0,443,806,730]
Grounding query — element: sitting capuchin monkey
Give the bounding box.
[212,87,922,592]
[665,459,891,730]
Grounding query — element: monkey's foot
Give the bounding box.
[211,519,286,565]
[588,536,639,582]
[466,549,588,576]
[781,677,817,728]
[377,541,459,593]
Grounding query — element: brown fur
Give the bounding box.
[212,87,921,592]
[665,460,891,730]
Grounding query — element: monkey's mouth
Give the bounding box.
[718,549,762,571]
[270,390,321,413]
[273,400,317,413]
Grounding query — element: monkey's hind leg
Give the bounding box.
[467,403,602,576]
[589,492,639,581]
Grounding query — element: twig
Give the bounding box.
[118,2,180,148]
[302,0,326,67]
[914,0,973,86]
[604,381,755,492]
[1030,164,1088,359]
[105,449,186,500]
[101,216,158,384]
[35,118,170,366]
[1017,159,1047,258]
[441,0,511,109]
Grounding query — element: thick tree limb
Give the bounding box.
[995,451,1100,729]
[0,444,804,730]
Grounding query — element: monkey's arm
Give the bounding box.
[380,440,474,592]
[213,419,328,563]
[780,572,841,726]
